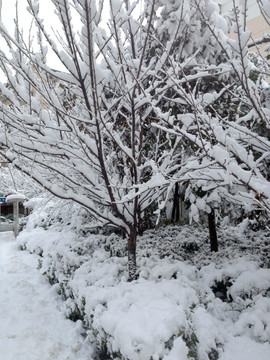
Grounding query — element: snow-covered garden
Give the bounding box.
[15,209,270,360]
[0,0,270,359]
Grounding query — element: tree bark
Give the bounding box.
[208,208,218,252]
[171,182,180,222]
[127,228,137,281]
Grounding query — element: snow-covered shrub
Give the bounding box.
[17,223,270,360]
[23,193,101,236]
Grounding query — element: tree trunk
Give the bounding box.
[171,182,180,222]
[208,208,218,252]
[127,228,137,281]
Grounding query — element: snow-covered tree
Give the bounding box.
[0,0,183,280]
[0,0,269,279]
[150,0,270,229]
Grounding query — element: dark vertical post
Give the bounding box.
[208,208,218,252]
[171,182,180,222]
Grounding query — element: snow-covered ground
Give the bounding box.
[16,223,270,360]
[0,232,93,360]
[1,222,270,360]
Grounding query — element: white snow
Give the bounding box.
[15,222,270,360]
[6,193,26,203]
[219,336,270,360]
[0,232,93,360]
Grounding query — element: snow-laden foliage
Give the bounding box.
[18,220,270,360]
[24,192,92,232]
[0,0,177,279]
[0,162,42,199]
[150,0,270,222]
[0,0,269,280]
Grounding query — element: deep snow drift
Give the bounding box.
[0,232,93,360]
[17,222,270,360]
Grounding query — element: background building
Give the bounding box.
[215,0,270,56]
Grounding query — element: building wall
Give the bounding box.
[215,0,270,56]
[247,13,269,42]
[217,0,261,20]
